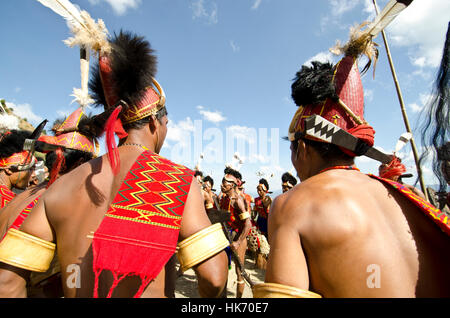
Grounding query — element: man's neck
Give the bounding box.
[306,157,356,180]
[121,133,157,153]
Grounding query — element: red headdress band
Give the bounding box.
[0,151,36,171]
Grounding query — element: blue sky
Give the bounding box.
[1,0,449,197]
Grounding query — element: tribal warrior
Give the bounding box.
[254,45,450,297]
[0,111,98,297]
[0,130,36,208]
[219,167,251,298]
[0,31,228,298]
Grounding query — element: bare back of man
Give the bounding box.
[266,169,450,297]
[20,146,227,298]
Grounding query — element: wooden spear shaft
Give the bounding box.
[372,0,429,201]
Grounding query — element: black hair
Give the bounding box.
[288,132,354,162]
[89,30,166,135]
[0,130,32,159]
[281,172,297,186]
[224,166,242,181]
[258,178,269,191]
[418,23,450,192]
[194,170,203,177]
[203,175,214,187]
[45,148,93,175]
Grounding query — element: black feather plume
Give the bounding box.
[89,30,158,108]
[111,30,157,106]
[291,61,338,107]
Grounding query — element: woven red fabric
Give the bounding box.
[92,150,193,298]
[340,124,376,157]
[9,194,41,232]
[0,184,15,209]
[369,174,450,236]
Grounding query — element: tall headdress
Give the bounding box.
[36,0,108,184]
[89,31,166,174]
[288,0,413,162]
[36,110,100,186]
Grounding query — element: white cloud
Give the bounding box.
[191,0,218,24]
[0,114,19,131]
[387,0,450,68]
[304,51,336,66]
[230,40,240,53]
[407,93,433,113]
[408,103,423,114]
[251,0,263,10]
[364,88,374,102]
[197,105,226,123]
[166,117,195,142]
[5,102,43,126]
[329,0,360,17]
[227,125,257,144]
[88,0,141,16]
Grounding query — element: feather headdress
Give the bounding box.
[36,0,111,108]
[330,0,413,77]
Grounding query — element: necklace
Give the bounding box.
[319,165,360,174]
[121,142,149,151]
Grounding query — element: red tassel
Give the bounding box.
[379,156,407,180]
[47,147,65,188]
[105,106,123,175]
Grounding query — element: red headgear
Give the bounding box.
[288,55,375,157]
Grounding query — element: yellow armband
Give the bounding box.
[239,211,250,220]
[252,283,322,298]
[177,223,229,272]
[205,202,214,209]
[0,228,55,272]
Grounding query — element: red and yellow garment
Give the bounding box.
[0,184,15,209]
[254,197,270,219]
[92,150,193,298]
[220,195,242,233]
[369,174,449,236]
[9,195,42,231]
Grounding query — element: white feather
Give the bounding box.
[36,0,86,30]
[195,153,204,171]
[395,132,413,153]
[367,0,412,37]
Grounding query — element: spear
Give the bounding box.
[371,0,429,201]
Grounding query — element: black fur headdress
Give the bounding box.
[291,61,338,108]
[0,130,32,159]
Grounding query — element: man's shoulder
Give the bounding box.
[272,175,361,220]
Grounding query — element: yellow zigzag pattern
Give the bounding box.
[126,154,189,222]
